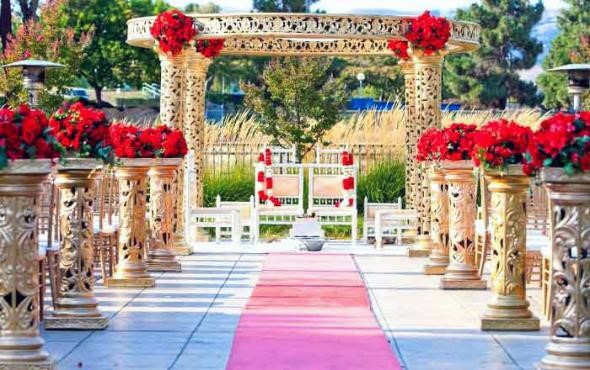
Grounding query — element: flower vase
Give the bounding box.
[440,160,486,290]
[146,158,182,272]
[44,159,108,330]
[0,160,56,369]
[480,165,539,331]
[423,166,450,274]
[539,168,590,369]
[106,159,155,288]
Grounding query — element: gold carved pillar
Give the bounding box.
[539,169,590,369]
[400,61,417,209]
[481,167,539,331]
[158,52,191,256]
[409,51,445,257]
[45,160,108,330]
[423,166,450,275]
[440,161,486,289]
[0,160,55,369]
[106,159,155,288]
[147,159,182,272]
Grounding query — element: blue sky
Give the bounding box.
[171,0,565,13]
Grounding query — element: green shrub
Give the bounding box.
[357,160,405,213]
[203,166,254,207]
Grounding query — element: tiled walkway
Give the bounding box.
[43,251,549,369]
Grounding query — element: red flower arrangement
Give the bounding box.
[196,39,224,59]
[109,123,188,159]
[525,112,590,175]
[150,9,196,56]
[440,123,478,161]
[388,11,451,58]
[0,104,58,169]
[387,40,409,60]
[472,119,533,169]
[416,127,445,162]
[50,102,114,163]
[406,11,451,55]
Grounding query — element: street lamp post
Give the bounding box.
[2,59,64,108]
[356,72,365,95]
[549,64,590,112]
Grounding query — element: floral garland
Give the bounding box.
[336,151,355,208]
[50,102,114,164]
[387,11,451,59]
[151,10,224,58]
[109,123,188,159]
[472,119,533,169]
[525,112,590,175]
[255,148,281,207]
[0,104,58,169]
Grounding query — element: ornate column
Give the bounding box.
[440,161,486,289]
[158,52,191,256]
[400,61,417,209]
[0,160,55,369]
[409,51,445,257]
[539,169,590,369]
[481,167,539,331]
[147,159,182,272]
[45,160,108,330]
[423,166,450,275]
[106,159,155,288]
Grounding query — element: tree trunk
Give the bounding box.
[94,86,103,105]
[18,0,38,22]
[0,0,11,49]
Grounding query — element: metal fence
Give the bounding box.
[204,142,404,176]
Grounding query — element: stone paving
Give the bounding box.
[42,250,549,370]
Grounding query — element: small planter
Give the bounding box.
[290,217,326,252]
[106,158,155,288]
[0,159,56,369]
[45,158,108,330]
[539,168,590,369]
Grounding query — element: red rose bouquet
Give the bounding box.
[526,112,590,175]
[150,9,196,56]
[439,123,478,161]
[196,39,224,59]
[0,104,58,169]
[416,127,445,162]
[387,40,409,60]
[405,11,451,55]
[109,123,188,159]
[50,102,114,164]
[472,119,533,169]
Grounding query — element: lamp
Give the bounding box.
[549,63,590,112]
[2,59,64,108]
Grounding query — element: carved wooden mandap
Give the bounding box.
[126,13,481,253]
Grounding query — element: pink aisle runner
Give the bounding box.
[226,253,401,370]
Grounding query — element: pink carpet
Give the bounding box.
[226,253,401,370]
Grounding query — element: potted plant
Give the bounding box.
[0,104,58,368]
[44,101,113,329]
[472,119,539,331]
[529,112,590,368]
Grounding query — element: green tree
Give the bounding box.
[62,0,167,104]
[244,58,346,159]
[252,0,318,12]
[0,0,89,112]
[537,1,590,109]
[444,0,544,108]
[333,57,404,101]
[185,2,221,13]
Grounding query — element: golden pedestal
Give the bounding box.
[0,160,56,369]
[423,167,449,275]
[480,166,538,331]
[440,161,486,290]
[106,159,155,288]
[408,236,431,257]
[45,160,108,330]
[539,169,590,369]
[147,160,182,272]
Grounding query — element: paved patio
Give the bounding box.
[42,249,549,370]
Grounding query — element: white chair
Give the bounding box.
[265,145,298,164]
[315,145,349,164]
[254,163,305,242]
[374,209,419,248]
[307,164,358,242]
[188,207,240,244]
[215,195,255,243]
[362,196,403,243]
